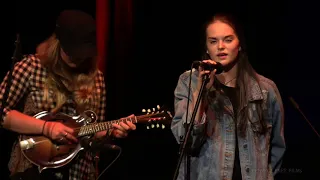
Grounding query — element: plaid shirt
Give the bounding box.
[0,54,106,180]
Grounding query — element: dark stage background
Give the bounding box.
[1,0,319,180]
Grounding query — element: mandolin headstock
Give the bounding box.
[137,105,172,129]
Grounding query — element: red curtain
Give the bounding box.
[96,0,134,128]
[96,0,109,73]
[96,0,133,73]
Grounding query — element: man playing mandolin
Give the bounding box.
[0,10,136,179]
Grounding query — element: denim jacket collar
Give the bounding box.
[247,73,264,102]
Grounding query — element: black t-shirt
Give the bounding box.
[220,82,242,180]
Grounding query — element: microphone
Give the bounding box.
[192,61,223,74]
[80,137,120,152]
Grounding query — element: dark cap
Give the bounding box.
[55,10,97,63]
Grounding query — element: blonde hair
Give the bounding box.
[39,35,99,113]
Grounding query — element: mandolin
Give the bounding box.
[19,105,172,173]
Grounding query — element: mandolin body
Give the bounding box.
[19,110,97,173]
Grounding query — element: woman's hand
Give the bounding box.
[196,60,217,91]
[43,121,78,143]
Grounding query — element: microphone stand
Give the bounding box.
[173,74,209,180]
[289,97,320,140]
[0,34,21,125]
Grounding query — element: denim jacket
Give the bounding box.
[171,69,285,180]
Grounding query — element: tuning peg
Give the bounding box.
[151,124,155,128]
[147,125,150,129]
[152,108,155,112]
[157,105,160,110]
[142,109,146,113]
[147,109,151,113]
[162,124,165,129]
[156,123,159,128]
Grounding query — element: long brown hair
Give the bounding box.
[202,13,267,137]
[39,34,99,114]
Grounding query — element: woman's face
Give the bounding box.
[206,20,240,67]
